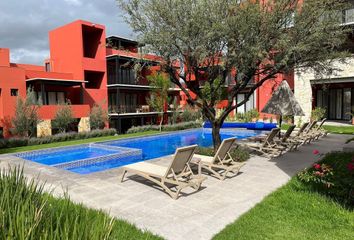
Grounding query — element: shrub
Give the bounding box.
[90,103,108,130]
[196,145,250,162]
[246,109,260,121]
[234,110,260,123]
[298,151,354,207]
[52,103,75,133]
[0,129,117,149]
[0,137,29,148]
[180,106,202,122]
[311,107,326,121]
[0,167,148,239]
[11,88,41,137]
[126,121,202,134]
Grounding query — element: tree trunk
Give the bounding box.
[212,121,221,152]
[159,114,163,132]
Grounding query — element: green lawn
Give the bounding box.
[281,123,354,135]
[213,177,354,240]
[0,131,159,154]
[322,125,354,134]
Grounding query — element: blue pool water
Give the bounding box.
[15,128,262,174]
[99,128,260,161]
[22,146,121,165]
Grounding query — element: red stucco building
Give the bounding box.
[0,19,291,137]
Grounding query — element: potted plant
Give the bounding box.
[311,107,326,121]
[283,115,293,124]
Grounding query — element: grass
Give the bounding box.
[281,123,354,134]
[1,167,162,239]
[322,125,354,134]
[213,177,354,240]
[0,131,159,154]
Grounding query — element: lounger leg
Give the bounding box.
[121,170,127,182]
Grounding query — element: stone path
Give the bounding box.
[0,134,351,240]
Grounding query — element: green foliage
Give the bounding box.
[147,73,170,131]
[0,131,158,155]
[169,97,180,124]
[11,88,41,137]
[298,151,354,207]
[119,0,349,149]
[90,103,109,130]
[0,129,117,149]
[126,121,201,134]
[213,177,354,240]
[180,105,202,122]
[322,125,354,135]
[52,103,75,133]
[247,109,260,120]
[283,115,293,123]
[233,109,260,123]
[196,145,250,162]
[0,167,161,239]
[311,107,326,121]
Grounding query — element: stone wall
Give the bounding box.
[294,57,354,125]
[37,120,52,137]
[78,117,90,132]
[294,70,313,125]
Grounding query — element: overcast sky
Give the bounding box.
[0,0,132,65]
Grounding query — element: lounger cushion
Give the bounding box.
[193,154,214,163]
[125,162,168,177]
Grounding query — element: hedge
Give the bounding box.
[126,121,202,134]
[0,128,117,149]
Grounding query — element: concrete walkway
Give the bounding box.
[0,134,352,240]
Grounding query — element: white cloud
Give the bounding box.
[0,0,132,65]
[64,0,82,6]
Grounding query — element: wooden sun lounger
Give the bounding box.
[121,145,206,200]
[275,124,300,151]
[192,138,245,180]
[244,128,283,158]
[295,121,318,144]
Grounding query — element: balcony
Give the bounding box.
[38,104,90,120]
[109,104,158,115]
[107,68,151,87]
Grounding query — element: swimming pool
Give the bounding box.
[15,128,262,174]
[15,144,143,174]
[99,128,260,160]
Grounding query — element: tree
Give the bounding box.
[12,88,41,137]
[90,103,108,130]
[147,72,170,131]
[52,103,74,133]
[119,0,349,150]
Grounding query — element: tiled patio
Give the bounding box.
[0,133,352,240]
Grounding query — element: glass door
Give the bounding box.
[329,89,336,119]
[336,89,342,119]
[343,88,352,120]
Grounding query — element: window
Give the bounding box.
[10,89,18,96]
[45,62,51,72]
[47,92,66,105]
[236,93,255,113]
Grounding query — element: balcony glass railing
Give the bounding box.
[344,8,354,24]
[340,8,354,25]
[109,105,154,114]
[108,68,150,86]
